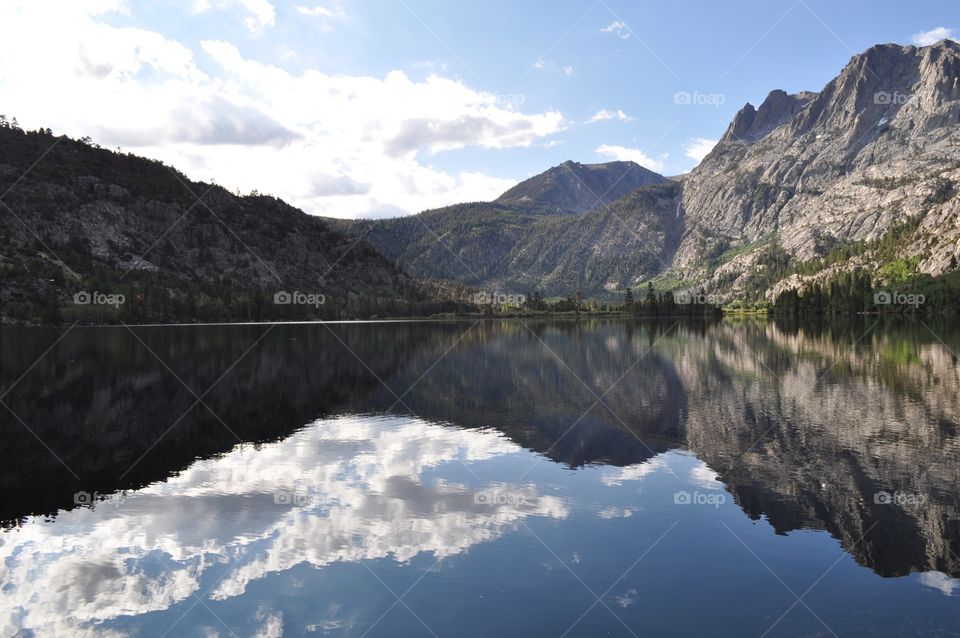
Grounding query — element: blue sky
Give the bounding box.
[1,1,956,217]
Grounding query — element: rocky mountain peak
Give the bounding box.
[918,39,960,107]
[676,39,960,296]
[721,89,817,144]
[495,159,668,214]
[785,40,960,144]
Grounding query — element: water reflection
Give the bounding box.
[0,416,570,635]
[1,318,960,635]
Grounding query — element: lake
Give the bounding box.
[1,317,959,636]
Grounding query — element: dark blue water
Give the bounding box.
[1,318,958,636]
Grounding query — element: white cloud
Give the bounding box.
[597,506,638,519]
[911,27,956,46]
[683,137,718,163]
[601,455,670,485]
[595,144,666,173]
[587,109,633,124]
[531,58,574,77]
[0,415,569,635]
[295,3,345,31]
[239,0,276,31]
[296,4,341,18]
[0,3,563,218]
[690,463,723,490]
[601,20,630,39]
[195,0,277,34]
[918,571,960,596]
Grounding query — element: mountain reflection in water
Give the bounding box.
[1,318,959,636]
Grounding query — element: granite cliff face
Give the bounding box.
[721,89,818,144]
[677,40,960,295]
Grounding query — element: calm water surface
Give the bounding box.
[1,318,959,636]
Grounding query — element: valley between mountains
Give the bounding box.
[2,39,959,323]
[334,39,960,305]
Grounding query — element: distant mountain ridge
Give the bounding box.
[336,39,960,301]
[330,161,678,296]
[495,159,669,213]
[720,89,818,143]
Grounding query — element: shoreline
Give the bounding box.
[0,312,730,329]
